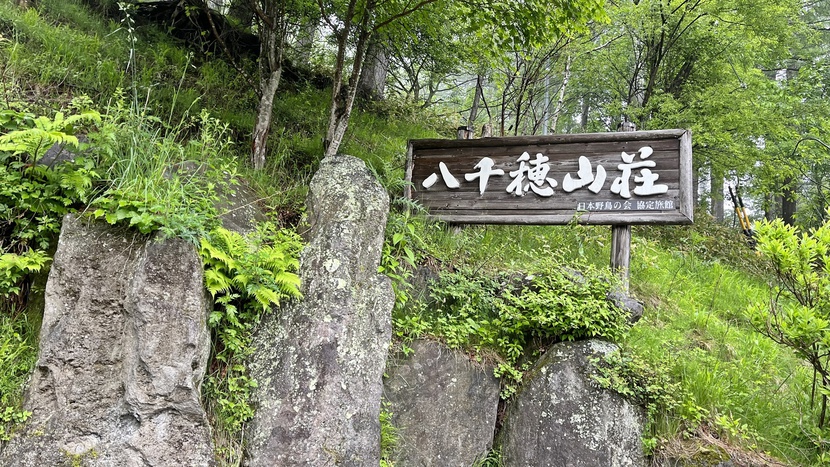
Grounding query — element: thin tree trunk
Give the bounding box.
[549,55,571,134]
[711,167,724,222]
[324,2,374,158]
[580,98,589,130]
[323,0,357,157]
[782,177,797,225]
[692,166,699,209]
[357,36,388,102]
[467,75,484,130]
[251,21,284,170]
[252,69,281,169]
[764,191,782,221]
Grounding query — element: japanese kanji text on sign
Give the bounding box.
[405,130,692,225]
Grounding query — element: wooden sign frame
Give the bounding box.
[405,129,693,225]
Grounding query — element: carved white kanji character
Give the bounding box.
[422,161,460,189]
[464,157,505,194]
[506,152,557,197]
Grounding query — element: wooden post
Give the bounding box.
[611,224,631,291]
[457,126,473,140]
[612,121,636,291]
[481,123,493,138]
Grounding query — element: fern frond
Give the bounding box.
[274,271,302,298]
[204,268,232,296]
[251,286,279,311]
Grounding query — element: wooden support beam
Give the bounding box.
[611,224,631,291]
[612,121,635,291]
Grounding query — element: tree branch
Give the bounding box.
[372,0,441,32]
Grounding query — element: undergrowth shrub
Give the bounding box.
[0,105,99,303]
[395,261,628,398]
[379,207,425,314]
[199,224,302,464]
[592,350,696,455]
[89,98,237,242]
[747,217,830,446]
[0,314,35,441]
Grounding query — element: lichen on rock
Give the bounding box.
[245,155,394,466]
[500,339,646,467]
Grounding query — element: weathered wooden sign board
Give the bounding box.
[405,129,693,225]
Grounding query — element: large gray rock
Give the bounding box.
[0,215,214,466]
[383,340,500,466]
[165,160,267,235]
[245,155,394,466]
[500,339,646,467]
[216,180,268,235]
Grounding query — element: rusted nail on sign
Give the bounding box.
[405,129,693,225]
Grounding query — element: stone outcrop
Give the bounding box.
[607,289,645,324]
[500,339,646,467]
[383,339,500,466]
[164,160,268,235]
[0,215,214,466]
[245,155,394,466]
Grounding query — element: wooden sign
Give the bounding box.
[405,129,693,225]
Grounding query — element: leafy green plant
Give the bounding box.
[0,110,100,163]
[0,315,35,441]
[380,401,399,467]
[473,447,503,467]
[88,104,239,242]
[591,350,696,454]
[380,208,425,314]
[200,225,302,321]
[747,217,830,429]
[396,261,628,398]
[0,107,100,310]
[199,223,302,461]
[0,250,50,299]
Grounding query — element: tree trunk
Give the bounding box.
[468,75,484,130]
[764,193,778,220]
[251,21,284,170]
[251,69,281,170]
[711,168,724,222]
[357,36,388,102]
[692,166,699,209]
[580,98,589,130]
[549,55,571,134]
[782,177,797,225]
[324,7,372,158]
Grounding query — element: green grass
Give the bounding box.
[626,233,818,463]
[0,311,37,441]
[0,1,128,106]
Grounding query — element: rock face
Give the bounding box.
[245,155,394,466]
[383,340,500,466]
[165,160,267,235]
[216,179,268,235]
[0,215,214,466]
[607,289,645,324]
[500,339,646,467]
